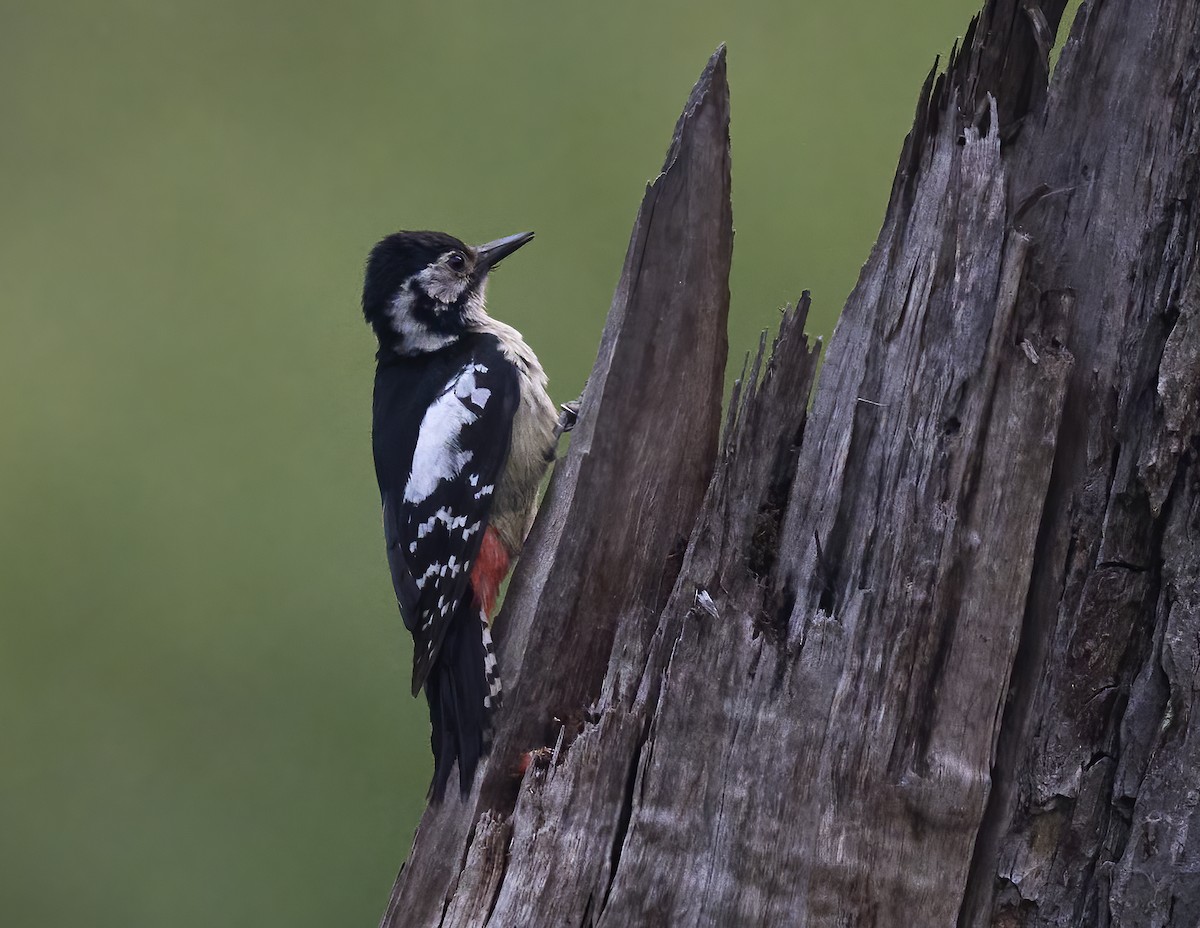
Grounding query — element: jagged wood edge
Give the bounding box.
[379,44,733,928]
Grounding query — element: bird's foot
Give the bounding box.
[557,397,582,435]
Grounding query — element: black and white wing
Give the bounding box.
[381,355,519,695]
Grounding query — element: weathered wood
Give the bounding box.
[379,46,732,928]
[379,0,1200,923]
[960,0,1200,923]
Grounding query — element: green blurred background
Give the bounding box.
[0,1,1033,924]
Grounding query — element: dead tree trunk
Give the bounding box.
[380,0,1200,924]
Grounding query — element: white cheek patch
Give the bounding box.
[403,367,491,504]
[386,285,415,325]
[414,264,471,304]
[387,285,456,354]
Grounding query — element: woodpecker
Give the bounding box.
[362,229,561,800]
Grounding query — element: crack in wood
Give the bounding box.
[380,0,1200,922]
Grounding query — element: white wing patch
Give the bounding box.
[403,365,491,505]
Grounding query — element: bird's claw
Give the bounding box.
[558,399,581,434]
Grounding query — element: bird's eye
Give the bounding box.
[447,252,466,272]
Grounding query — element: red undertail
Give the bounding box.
[470,526,511,616]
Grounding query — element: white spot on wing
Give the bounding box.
[452,369,491,410]
[415,508,469,538]
[416,563,442,590]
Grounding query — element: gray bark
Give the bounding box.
[379,0,1200,923]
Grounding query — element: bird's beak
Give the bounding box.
[474,231,535,272]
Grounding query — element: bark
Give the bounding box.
[379,0,1200,923]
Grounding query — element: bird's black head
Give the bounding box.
[362,229,534,355]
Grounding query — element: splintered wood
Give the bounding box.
[381,1,1200,923]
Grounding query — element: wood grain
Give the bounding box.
[380,45,733,928]
[379,1,1200,922]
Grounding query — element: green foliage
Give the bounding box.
[1,1,989,924]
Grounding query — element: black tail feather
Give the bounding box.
[425,600,492,801]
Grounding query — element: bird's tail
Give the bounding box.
[425,604,501,801]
